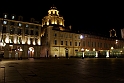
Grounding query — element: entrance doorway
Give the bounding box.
[65,48,68,58]
[28,47,34,58]
[66,52,68,58]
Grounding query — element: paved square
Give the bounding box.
[0,58,124,83]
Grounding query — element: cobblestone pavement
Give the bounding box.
[0,58,124,83]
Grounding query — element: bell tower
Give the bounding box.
[109,29,117,37]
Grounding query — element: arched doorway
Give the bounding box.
[65,47,68,58]
[28,47,34,58]
[15,46,23,59]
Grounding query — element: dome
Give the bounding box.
[42,6,65,27]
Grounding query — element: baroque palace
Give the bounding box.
[0,6,124,59]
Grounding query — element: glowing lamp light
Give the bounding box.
[111,47,114,50]
[80,35,83,39]
[81,48,84,52]
[93,48,95,51]
[20,48,23,51]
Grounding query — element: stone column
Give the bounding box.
[0,20,3,42]
[33,38,36,45]
[0,32,2,42]
[37,46,41,58]
[11,45,17,59]
[5,33,9,43]
[24,45,28,59]
[27,36,30,45]
[38,26,41,45]
[13,34,17,44]
[22,25,25,44]
[33,46,37,58]
[11,50,15,59]
[4,43,9,58]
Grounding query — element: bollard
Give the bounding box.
[0,66,5,83]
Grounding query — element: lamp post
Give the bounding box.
[80,35,84,59]
[81,48,84,59]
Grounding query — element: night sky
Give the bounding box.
[0,0,124,38]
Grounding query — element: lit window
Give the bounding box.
[26,24,28,27]
[4,14,7,18]
[12,16,15,19]
[3,21,7,24]
[19,23,21,26]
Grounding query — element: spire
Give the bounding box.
[50,4,57,10]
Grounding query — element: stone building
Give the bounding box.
[0,14,42,59]
[0,6,124,59]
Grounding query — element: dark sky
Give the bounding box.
[0,0,124,37]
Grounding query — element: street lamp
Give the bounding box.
[80,35,84,59]
[80,35,83,39]
[81,48,84,59]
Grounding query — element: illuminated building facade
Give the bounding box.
[40,6,124,58]
[0,6,124,59]
[0,14,42,59]
[41,6,78,58]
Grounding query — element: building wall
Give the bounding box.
[41,26,124,58]
[80,34,124,51]
[42,26,81,57]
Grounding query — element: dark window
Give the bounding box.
[70,42,72,46]
[54,33,57,37]
[51,11,53,14]
[11,22,14,25]
[18,29,22,35]
[57,20,59,25]
[10,28,15,34]
[36,26,39,29]
[54,40,57,45]
[31,30,33,35]
[30,38,33,44]
[79,42,80,46]
[2,26,6,33]
[75,42,77,46]
[25,29,28,35]
[35,31,38,36]
[49,20,51,24]
[61,41,63,45]
[55,11,57,14]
